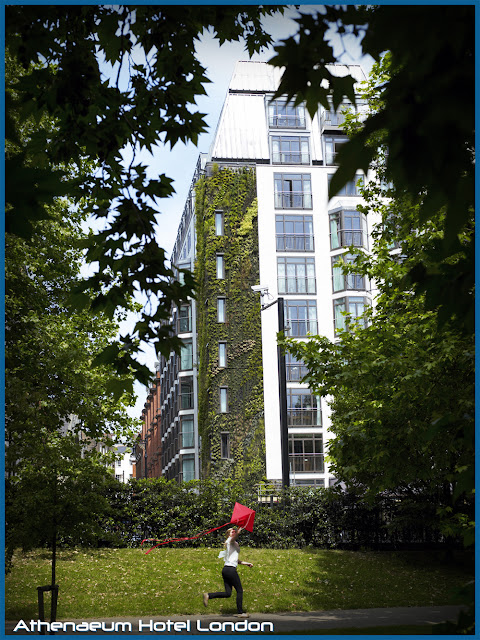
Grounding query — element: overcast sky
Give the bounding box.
[117,6,374,419]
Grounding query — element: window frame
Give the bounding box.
[217,297,226,323]
[284,299,318,337]
[331,253,366,293]
[215,210,224,236]
[219,387,228,414]
[218,341,227,368]
[268,99,306,129]
[275,214,314,252]
[221,432,231,459]
[271,135,310,165]
[277,256,316,295]
[286,388,322,427]
[329,208,369,250]
[333,295,371,334]
[274,173,312,210]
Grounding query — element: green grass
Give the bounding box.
[5,548,472,620]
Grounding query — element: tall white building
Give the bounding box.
[157,61,378,488]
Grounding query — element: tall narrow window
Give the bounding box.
[218,342,227,368]
[215,211,224,236]
[181,453,195,482]
[180,341,193,370]
[178,305,192,333]
[221,433,230,459]
[216,254,225,279]
[219,387,228,413]
[181,416,194,448]
[217,298,226,323]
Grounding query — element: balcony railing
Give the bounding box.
[275,191,312,209]
[287,408,321,426]
[286,364,309,382]
[272,151,310,165]
[276,234,314,252]
[179,392,194,411]
[289,454,325,473]
[287,319,318,337]
[269,115,306,129]
[278,277,316,295]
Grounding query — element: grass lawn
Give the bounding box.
[5,547,472,620]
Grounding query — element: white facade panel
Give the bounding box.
[211,94,269,160]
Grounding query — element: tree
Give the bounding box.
[271,4,474,334]
[5,5,281,385]
[279,52,474,546]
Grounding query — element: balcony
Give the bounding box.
[289,454,325,473]
[278,276,316,295]
[274,191,312,210]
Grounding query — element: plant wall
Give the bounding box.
[195,166,265,489]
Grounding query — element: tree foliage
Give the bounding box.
[5,5,281,383]
[279,53,474,548]
[271,4,474,333]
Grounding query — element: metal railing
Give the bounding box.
[278,276,316,295]
[276,234,315,252]
[275,191,312,209]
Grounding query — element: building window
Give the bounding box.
[325,135,348,166]
[179,376,194,410]
[216,254,225,279]
[221,433,230,459]
[271,136,310,164]
[332,253,366,292]
[181,416,194,448]
[289,433,324,473]
[218,342,227,368]
[176,263,190,285]
[219,387,228,413]
[178,304,192,333]
[323,103,348,128]
[181,453,195,482]
[217,298,226,323]
[274,173,312,209]
[268,99,306,129]
[180,341,193,370]
[278,257,316,295]
[329,209,368,250]
[287,389,322,427]
[285,300,317,337]
[333,296,371,334]
[275,214,314,252]
[286,352,308,382]
[328,173,364,197]
[215,210,224,236]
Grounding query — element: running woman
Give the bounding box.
[203,526,253,618]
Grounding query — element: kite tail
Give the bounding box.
[142,522,231,554]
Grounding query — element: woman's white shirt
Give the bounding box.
[224,539,240,567]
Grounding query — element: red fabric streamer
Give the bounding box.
[142,502,256,554]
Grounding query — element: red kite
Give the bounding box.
[142,502,256,554]
[230,502,255,532]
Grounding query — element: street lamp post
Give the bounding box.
[252,286,290,489]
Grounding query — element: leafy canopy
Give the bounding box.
[5,5,282,384]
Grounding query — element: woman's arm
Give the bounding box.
[239,560,253,567]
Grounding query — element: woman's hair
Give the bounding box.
[224,527,237,547]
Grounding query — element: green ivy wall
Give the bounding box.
[195,167,265,488]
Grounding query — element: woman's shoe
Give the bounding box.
[203,593,209,607]
[235,613,249,618]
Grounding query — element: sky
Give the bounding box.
[119,6,375,419]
